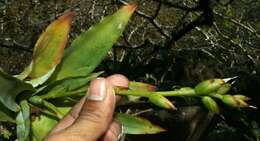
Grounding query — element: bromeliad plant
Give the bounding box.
[0,4,254,141]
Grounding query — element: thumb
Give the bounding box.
[65,78,116,140]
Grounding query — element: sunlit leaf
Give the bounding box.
[26,66,56,87]
[14,62,33,80]
[31,114,58,141]
[36,72,102,99]
[31,107,70,141]
[28,12,74,79]
[115,113,166,134]
[52,4,136,81]
[0,70,35,111]
[16,100,30,141]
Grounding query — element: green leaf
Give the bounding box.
[0,70,35,111]
[31,114,58,141]
[26,66,56,87]
[28,12,74,79]
[0,102,15,122]
[14,62,33,80]
[52,4,136,81]
[31,107,70,141]
[115,113,166,134]
[16,100,30,141]
[36,72,102,99]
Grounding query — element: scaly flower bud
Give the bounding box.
[233,95,251,101]
[148,94,177,111]
[221,95,238,108]
[129,81,156,91]
[202,96,220,114]
[221,95,250,108]
[217,83,231,94]
[195,79,225,95]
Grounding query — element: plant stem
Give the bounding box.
[42,100,64,119]
[40,86,197,100]
[114,87,197,97]
[29,96,63,119]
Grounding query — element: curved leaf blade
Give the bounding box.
[16,100,30,141]
[27,66,56,87]
[0,70,35,111]
[115,113,166,134]
[37,72,102,99]
[0,102,15,122]
[29,12,74,79]
[52,4,136,81]
[14,62,33,80]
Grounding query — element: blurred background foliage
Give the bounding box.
[0,0,260,141]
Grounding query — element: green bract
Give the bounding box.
[129,81,156,91]
[195,79,224,95]
[217,83,231,95]
[202,96,220,114]
[148,94,177,110]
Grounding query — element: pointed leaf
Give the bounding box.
[52,4,136,81]
[0,70,35,111]
[29,12,74,79]
[115,113,166,134]
[16,100,30,141]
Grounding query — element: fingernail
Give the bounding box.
[115,121,124,140]
[87,78,107,101]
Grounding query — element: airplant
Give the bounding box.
[0,4,254,141]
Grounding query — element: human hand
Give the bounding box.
[45,74,129,141]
